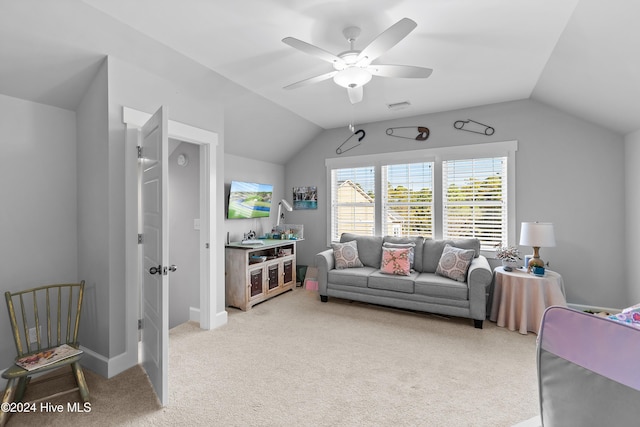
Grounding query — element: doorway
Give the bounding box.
[168,139,200,328]
[122,106,225,388]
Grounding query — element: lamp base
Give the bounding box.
[526,246,545,272]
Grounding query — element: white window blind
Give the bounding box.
[382,162,434,237]
[442,157,507,249]
[330,166,376,241]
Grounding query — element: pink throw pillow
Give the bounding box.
[380,247,411,276]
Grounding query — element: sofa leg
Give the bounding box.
[474,319,483,329]
[320,295,328,303]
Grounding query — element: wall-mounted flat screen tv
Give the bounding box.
[227,181,274,219]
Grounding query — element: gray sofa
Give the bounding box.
[315,233,493,328]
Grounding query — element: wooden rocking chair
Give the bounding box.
[0,282,90,426]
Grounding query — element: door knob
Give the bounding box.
[168,265,178,272]
[149,265,161,275]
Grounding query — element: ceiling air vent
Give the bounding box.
[387,101,411,111]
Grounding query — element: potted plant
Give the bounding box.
[494,244,521,270]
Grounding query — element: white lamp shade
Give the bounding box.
[519,222,556,247]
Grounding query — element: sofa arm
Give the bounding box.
[315,249,334,296]
[467,255,492,320]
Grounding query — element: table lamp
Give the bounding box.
[276,199,293,226]
[519,222,556,271]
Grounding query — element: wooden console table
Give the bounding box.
[225,239,300,310]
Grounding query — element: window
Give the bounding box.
[382,162,433,237]
[326,141,517,250]
[443,157,507,249]
[330,167,376,239]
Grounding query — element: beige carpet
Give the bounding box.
[8,288,540,426]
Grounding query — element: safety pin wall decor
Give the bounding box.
[453,119,495,136]
[336,129,365,155]
[385,126,430,141]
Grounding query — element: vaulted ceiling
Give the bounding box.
[1,0,639,163]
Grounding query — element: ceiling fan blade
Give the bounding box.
[283,71,338,90]
[368,64,433,79]
[282,37,344,65]
[356,18,417,65]
[347,86,363,104]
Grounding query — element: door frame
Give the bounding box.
[123,106,225,373]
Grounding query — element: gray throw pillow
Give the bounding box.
[436,244,475,282]
[332,240,364,269]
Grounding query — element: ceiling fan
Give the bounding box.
[282,18,432,104]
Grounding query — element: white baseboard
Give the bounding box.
[213,309,228,328]
[80,345,138,379]
[0,345,129,388]
[189,306,200,323]
[192,307,228,330]
[79,345,109,378]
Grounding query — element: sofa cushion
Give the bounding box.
[340,233,383,268]
[332,240,363,269]
[422,239,449,273]
[414,273,469,300]
[382,236,424,271]
[421,238,481,273]
[436,244,475,282]
[328,267,377,288]
[368,270,418,293]
[380,247,411,276]
[449,238,481,258]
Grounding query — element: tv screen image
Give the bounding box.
[227,181,274,219]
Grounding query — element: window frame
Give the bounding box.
[326,140,518,254]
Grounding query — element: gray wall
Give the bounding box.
[0,93,79,370]
[76,58,110,357]
[285,99,628,309]
[625,130,640,304]
[169,141,200,329]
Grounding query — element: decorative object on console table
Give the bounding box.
[273,224,304,240]
[533,266,546,276]
[494,244,521,271]
[519,222,555,272]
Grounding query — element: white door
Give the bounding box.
[140,106,170,406]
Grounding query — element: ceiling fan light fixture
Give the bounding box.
[333,67,372,88]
